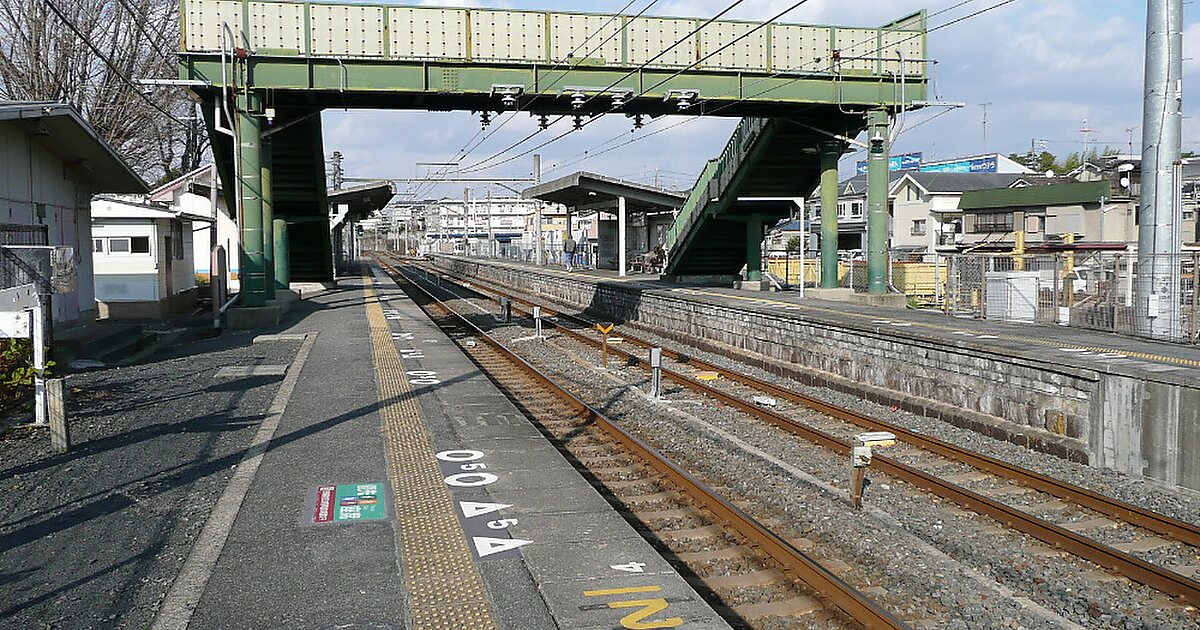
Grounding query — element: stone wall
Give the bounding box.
[434,257,1200,491]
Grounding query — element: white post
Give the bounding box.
[618,196,628,277]
[32,300,47,425]
[649,347,663,398]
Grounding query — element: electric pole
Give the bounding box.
[1136,0,1184,338]
[331,151,344,190]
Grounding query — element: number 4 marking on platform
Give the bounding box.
[611,562,647,573]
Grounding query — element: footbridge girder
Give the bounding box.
[179,0,929,304]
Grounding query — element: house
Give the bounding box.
[145,164,237,283]
[890,172,1028,254]
[958,180,1135,251]
[90,196,211,319]
[0,101,146,326]
[809,170,1024,256]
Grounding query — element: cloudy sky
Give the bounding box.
[322,0,1199,199]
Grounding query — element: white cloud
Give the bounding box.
[321,0,1200,190]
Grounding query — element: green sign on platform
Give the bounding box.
[313,482,387,524]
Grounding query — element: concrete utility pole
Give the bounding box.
[487,189,494,258]
[463,187,471,254]
[534,154,544,265]
[1136,0,1184,338]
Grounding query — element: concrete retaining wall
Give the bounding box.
[435,257,1200,491]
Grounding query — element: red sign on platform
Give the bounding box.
[313,485,336,523]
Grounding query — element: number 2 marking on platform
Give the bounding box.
[583,586,682,629]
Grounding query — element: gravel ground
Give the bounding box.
[439,270,1200,528]
[588,313,1200,527]
[414,278,1199,630]
[0,331,302,630]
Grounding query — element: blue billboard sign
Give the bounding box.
[920,156,998,173]
[855,152,922,175]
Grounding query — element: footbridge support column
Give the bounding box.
[260,142,276,301]
[819,141,842,288]
[866,109,891,295]
[746,217,763,283]
[237,93,267,307]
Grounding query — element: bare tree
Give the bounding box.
[0,0,208,184]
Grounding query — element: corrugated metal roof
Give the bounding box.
[959,180,1112,210]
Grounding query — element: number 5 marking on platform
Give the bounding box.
[583,586,682,629]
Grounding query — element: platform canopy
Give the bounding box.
[329,181,396,229]
[523,171,683,214]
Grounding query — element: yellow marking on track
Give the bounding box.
[364,274,497,630]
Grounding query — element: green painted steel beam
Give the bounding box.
[237,94,268,307]
[180,56,926,115]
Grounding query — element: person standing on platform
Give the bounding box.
[563,234,577,272]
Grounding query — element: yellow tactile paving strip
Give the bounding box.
[363,275,497,630]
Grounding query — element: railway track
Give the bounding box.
[396,256,1200,608]
[378,258,911,630]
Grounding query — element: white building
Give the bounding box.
[145,164,236,283]
[91,196,210,319]
[426,196,562,254]
[1,102,146,325]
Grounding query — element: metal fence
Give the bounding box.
[760,247,1200,344]
[1,223,50,290]
[940,251,1199,344]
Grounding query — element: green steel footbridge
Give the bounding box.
[178,0,929,304]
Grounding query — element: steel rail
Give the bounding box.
[402,258,1200,606]
[417,259,1200,545]
[377,257,910,630]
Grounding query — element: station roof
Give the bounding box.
[959,180,1112,211]
[523,172,684,214]
[0,101,146,193]
[329,181,395,227]
[92,195,213,223]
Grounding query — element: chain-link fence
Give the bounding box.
[940,251,1199,344]
[759,246,1199,344]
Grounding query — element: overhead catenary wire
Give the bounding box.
[412,0,1019,192]
[456,0,756,174]
[41,0,188,128]
[407,0,660,200]
[512,0,1019,180]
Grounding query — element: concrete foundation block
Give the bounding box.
[805,287,855,301]
[847,292,909,309]
[733,279,769,292]
[267,289,302,314]
[662,274,738,287]
[226,305,282,330]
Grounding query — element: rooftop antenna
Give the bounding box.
[980,102,993,150]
